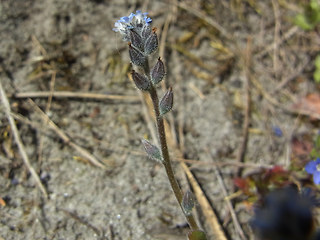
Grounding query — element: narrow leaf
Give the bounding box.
[159,87,173,116]
[129,30,143,51]
[182,190,196,216]
[129,43,146,67]
[144,28,158,55]
[141,139,163,163]
[151,57,165,85]
[131,70,150,91]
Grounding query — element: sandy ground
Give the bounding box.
[1,0,319,239]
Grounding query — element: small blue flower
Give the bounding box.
[305,158,320,184]
[134,10,152,25]
[272,126,283,137]
[113,10,152,41]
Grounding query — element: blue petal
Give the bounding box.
[316,158,320,164]
[314,172,320,184]
[305,161,317,174]
[144,17,152,24]
[128,13,135,20]
[120,16,129,22]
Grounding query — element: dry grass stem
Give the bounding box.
[207,150,247,240]
[14,91,139,102]
[181,162,228,240]
[37,71,56,165]
[26,99,106,169]
[176,157,274,169]
[272,57,310,93]
[0,81,48,198]
[236,38,252,177]
[176,1,232,40]
[61,209,101,237]
[272,0,281,77]
[256,26,299,58]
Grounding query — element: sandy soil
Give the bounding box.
[0,0,318,239]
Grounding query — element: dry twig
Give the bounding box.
[255,26,299,58]
[272,57,310,93]
[181,162,228,240]
[271,0,281,78]
[176,157,274,169]
[176,1,232,40]
[0,81,48,198]
[236,38,252,177]
[207,149,247,240]
[26,99,106,169]
[61,209,102,237]
[37,71,56,165]
[14,91,139,102]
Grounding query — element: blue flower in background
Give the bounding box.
[305,158,320,184]
[251,187,318,240]
[113,10,152,41]
[272,126,283,137]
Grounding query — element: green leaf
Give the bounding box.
[310,0,320,16]
[315,55,320,69]
[315,134,320,150]
[310,0,319,10]
[151,57,165,85]
[294,14,313,30]
[314,70,320,83]
[294,0,320,31]
[188,230,207,240]
[182,190,196,216]
[159,87,173,116]
[310,149,318,159]
[141,139,163,163]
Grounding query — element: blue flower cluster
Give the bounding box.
[113,10,158,65]
[113,10,152,41]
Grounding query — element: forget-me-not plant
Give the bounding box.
[113,10,207,240]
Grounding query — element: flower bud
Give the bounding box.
[151,57,165,85]
[131,70,150,91]
[144,28,158,55]
[129,30,143,51]
[141,139,163,163]
[128,43,146,67]
[182,190,196,216]
[159,87,173,116]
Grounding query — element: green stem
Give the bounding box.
[148,86,199,231]
[141,54,199,231]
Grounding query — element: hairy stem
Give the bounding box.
[148,86,199,231]
[141,54,199,231]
